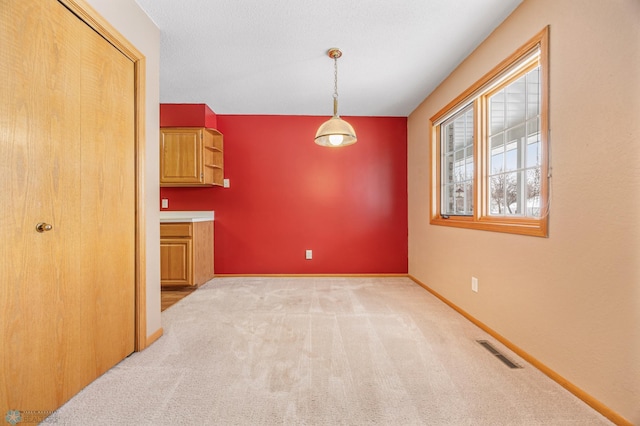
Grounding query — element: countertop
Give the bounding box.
[159,211,215,223]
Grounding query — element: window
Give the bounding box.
[430,27,549,237]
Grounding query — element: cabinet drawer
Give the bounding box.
[160,223,193,238]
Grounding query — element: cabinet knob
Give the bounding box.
[36,222,53,233]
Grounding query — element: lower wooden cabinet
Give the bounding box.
[160,221,214,287]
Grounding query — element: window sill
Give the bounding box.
[430,215,548,237]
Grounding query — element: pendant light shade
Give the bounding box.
[315,48,357,147]
[314,116,357,147]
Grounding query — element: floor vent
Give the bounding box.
[476,340,522,369]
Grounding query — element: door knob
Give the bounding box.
[36,222,53,233]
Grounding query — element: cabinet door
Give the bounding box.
[160,128,203,185]
[160,238,193,286]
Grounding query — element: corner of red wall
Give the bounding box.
[160,103,217,128]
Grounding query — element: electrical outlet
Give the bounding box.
[161,198,168,209]
[471,277,479,293]
[305,250,312,260]
[223,178,230,188]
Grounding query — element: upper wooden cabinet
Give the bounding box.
[160,127,223,186]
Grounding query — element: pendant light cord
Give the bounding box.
[333,54,339,117]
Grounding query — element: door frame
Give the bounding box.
[60,0,149,350]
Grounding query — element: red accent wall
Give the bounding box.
[160,103,217,128]
[161,113,408,274]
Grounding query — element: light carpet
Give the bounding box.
[52,277,612,425]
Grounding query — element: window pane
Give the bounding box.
[506,75,526,128]
[444,123,454,151]
[465,155,473,179]
[505,172,521,215]
[490,171,528,216]
[443,184,454,213]
[490,90,505,134]
[490,133,504,174]
[454,150,465,181]
[527,118,539,142]
[453,130,465,150]
[489,174,505,215]
[464,108,474,147]
[441,104,474,215]
[491,152,504,174]
[505,124,524,171]
[505,144,517,172]
[443,154,454,184]
[454,185,465,213]
[526,168,541,217]
[526,142,540,168]
[506,123,525,145]
[526,68,540,119]
[490,132,504,150]
[465,182,474,213]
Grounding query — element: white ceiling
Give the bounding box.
[134,0,523,117]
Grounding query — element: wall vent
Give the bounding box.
[476,340,522,369]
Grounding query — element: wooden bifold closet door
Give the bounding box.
[0,0,136,414]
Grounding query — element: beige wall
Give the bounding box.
[85,0,162,339]
[408,0,639,423]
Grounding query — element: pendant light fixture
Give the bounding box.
[315,48,357,147]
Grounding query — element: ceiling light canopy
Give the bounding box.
[315,48,357,147]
